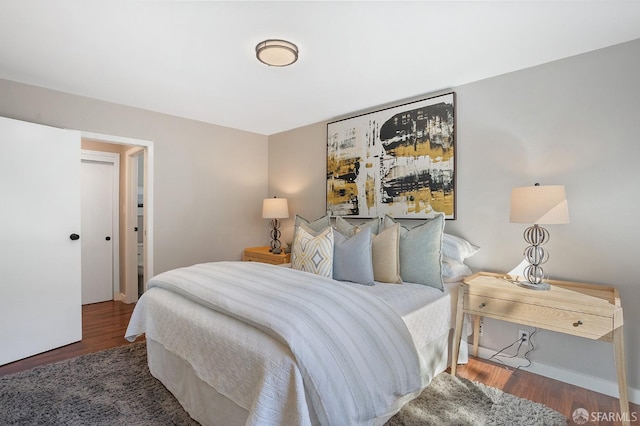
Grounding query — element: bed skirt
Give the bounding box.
[146,330,467,426]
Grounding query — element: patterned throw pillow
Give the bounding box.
[291,224,334,278]
[291,214,332,251]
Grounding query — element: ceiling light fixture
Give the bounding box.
[256,39,298,67]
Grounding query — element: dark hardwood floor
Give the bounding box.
[453,357,639,426]
[0,300,637,425]
[0,300,138,377]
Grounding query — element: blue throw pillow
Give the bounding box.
[333,227,375,286]
[383,214,445,290]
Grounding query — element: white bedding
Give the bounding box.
[358,280,463,384]
[125,261,463,426]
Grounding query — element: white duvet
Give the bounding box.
[126,261,461,425]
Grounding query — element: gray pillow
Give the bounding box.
[335,216,381,237]
[294,214,331,231]
[333,227,375,285]
[292,214,331,250]
[384,214,445,290]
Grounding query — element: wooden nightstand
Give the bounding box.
[242,246,290,265]
[451,272,630,425]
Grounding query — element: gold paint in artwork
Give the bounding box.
[429,190,454,216]
[387,139,454,161]
[397,187,454,216]
[327,155,360,180]
[327,177,358,205]
[365,175,375,209]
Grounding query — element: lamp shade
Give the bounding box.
[510,185,570,224]
[262,197,289,219]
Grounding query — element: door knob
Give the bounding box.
[105,236,111,241]
[70,233,80,241]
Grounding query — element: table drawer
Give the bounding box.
[242,251,290,265]
[244,256,285,265]
[464,293,613,339]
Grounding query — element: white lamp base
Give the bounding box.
[516,281,551,291]
[507,258,551,291]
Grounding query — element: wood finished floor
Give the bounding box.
[0,300,637,425]
[0,300,138,377]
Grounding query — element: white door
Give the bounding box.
[0,116,82,366]
[81,158,114,304]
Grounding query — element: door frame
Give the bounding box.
[80,149,120,301]
[81,131,154,304]
[126,146,145,299]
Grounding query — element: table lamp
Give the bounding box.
[509,183,570,290]
[262,197,289,254]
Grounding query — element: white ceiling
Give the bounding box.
[1,1,640,136]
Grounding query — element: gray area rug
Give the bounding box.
[0,342,566,425]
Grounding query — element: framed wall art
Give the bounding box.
[327,92,455,219]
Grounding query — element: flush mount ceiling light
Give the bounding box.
[256,39,298,67]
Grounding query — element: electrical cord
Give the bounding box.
[513,328,538,373]
[487,327,538,372]
[487,338,524,364]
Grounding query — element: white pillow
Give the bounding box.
[442,234,480,263]
[442,259,473,283]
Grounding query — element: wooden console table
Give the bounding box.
[242,246,290,265]
[450,272,629,426]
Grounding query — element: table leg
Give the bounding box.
[450,283,465,376]
[473,315,480,357]
[613,326,630,426]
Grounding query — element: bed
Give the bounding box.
[125,214,477,425]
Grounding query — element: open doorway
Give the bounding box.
[81,131,154,304]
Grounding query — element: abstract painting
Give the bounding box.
[327,92,455,219]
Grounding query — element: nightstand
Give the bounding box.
[242,246,290,265]
[450,272,630,425]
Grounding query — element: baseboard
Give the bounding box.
[475,346,640,405]
[113,293,126,302]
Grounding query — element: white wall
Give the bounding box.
[268,39,640,400]
[0,78,269,275]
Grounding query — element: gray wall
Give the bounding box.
[1,36,637,400]
[268,39,640,398]
[0,78,269,275]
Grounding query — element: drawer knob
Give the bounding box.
[479,302,486,309]
[573,320,583,327]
